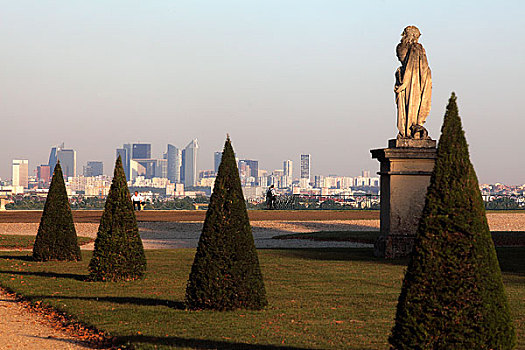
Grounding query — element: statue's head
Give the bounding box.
[401,26,421,44]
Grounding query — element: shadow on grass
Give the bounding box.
[117,335,312,350]
[30,294,185,309]
[273,247,525,274]
[0,254,35,262]
[495,247,525,275]
[271,248,409,266]
[0,270,87,281]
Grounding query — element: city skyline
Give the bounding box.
[1,2,524,184]
[4,141,373,182]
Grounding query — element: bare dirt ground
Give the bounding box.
[0,290,93,350]
[1,211,524,250]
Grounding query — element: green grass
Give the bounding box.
[0,235,94,249]
[272,231,381,244]
[0,248,523,349]
[273,231,525,246]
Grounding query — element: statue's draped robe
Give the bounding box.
[396,43,432,138]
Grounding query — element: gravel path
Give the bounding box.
[0,289,92,349]
[2,213,525,250]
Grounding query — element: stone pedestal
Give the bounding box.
[371,139,437,258]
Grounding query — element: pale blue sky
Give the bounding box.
[1,1,524,183]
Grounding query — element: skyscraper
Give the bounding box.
[37,164,51,188]
[132,143,151,159]
[116,148,128,179]
[183,139,199,187]
[300,154,311,182]
[116,143,132,180]
[283,160,293,178]
[166,144,182,183]
[58,149,76,178]
[239,160,258,179]
[155,159,168,178]
[48,144,60,173]
[48,143,76,178]
[12,159,29,188]
[214,151,222,174]
[83,161,104,177]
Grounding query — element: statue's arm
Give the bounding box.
[395,48,419,93]
[395,68,411,93]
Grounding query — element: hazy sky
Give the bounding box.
[1,1,524,184]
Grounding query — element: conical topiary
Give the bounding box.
[88,156,146,281]
[185,136,267,310]
[389,93,516,349]
[33,162,81,261]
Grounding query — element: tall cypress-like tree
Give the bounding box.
[389,93,516,349]
[88,156,146,281]
[33,162,81,261]
[186,136,267,310]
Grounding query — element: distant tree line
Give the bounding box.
[5,194,209,210]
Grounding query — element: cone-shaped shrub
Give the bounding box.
[88,156,146,281]
[389,93,516,349]
[185,136,267,310]
[33,162,81,261]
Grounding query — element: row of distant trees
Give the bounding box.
[5,195,208,210]
[7,193,523,210]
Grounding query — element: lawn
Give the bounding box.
[0,235,94,249]
[0,248,522,349]
[272,231,381,244]
[273,231,525,246]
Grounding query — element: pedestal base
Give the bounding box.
[374,235,417,259]
[371,139,437,258]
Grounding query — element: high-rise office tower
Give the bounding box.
[116,143,134,180]
[37,165,51,188]
[283,160,293,178]
[12,159,29,188]
[155,159,168,178]
[132,143,151,159]
[83,161,103,177]
[116,148,129,179]
[180,149,185,184]
[214,151,222,174]
[123,143,132,176]
[48,143,76,178]
[166,144,182,183]
[58,148,76,178]
[300,154,311,182]
[239,160,258,179]
[183,139,199,187]
[48,145,60,172]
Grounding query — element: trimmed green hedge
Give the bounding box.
[88,156,146,281]
[186,136,267,310]
[33,162,81,261]
[390,93,516,349]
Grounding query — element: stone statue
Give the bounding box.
[394,26,432,139]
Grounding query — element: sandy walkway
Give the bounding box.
[2,213,524,250]
[0,289,93,349]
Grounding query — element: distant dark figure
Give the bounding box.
[266,185,277,210]
[131,191,144,211]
